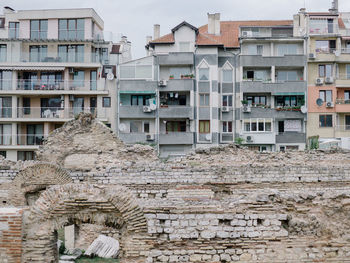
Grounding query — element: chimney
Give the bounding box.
[153,24,160,40]
[146,36,152,44]
[121,36,127,43]
[299,8,306,14]
[207,13,221,35]
[329,0,339,13]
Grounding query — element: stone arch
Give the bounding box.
[22,183,149,263]
[10,163,72,206]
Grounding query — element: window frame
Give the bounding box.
[222,95,233,107]
[319,115,333,128]
[222,121,233,133]
[8,22,19,39]
[58,19,85,40]
[199,120,210,133]
[199,93,210,107]
[30,19,48,40]
[318,64,333,78]
[102,97,111,108]
[319,90,332,103]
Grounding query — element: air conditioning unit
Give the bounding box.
[308,53,316,59]
[143,106,152,112]
[242,105,251,113]
[242,31,253,37]
[326,102,334,108]
[315,78,324,85]
[325,77,334,84]
[221,106,229,112]
[68,68,75,74]
[158,80,167,87]
[146,134,154,141]
[246,135,254,143]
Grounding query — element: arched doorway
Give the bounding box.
[9,163,72,206]
[22,183,148,263]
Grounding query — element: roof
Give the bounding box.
[338,18,346,29]
[150,20,293,48]
[110,44,121,54]
[172,21,198,33]
[306,12,339,16]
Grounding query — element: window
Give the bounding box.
[160,93,186,106]
[246,96,266,106]
[72,71,85,87]
[29,45,47,62]
[247,44,263,55]
[23,97,30,115]
[58,45,84,63]
[222,95,233,107]
[346,65,350,80]
[0,97,12,118]
[26,124,43,145]
[179,42,190,52]
[8,22,19,39]
[199,120,210,133]
[30,20,47,40]
[199,94,210,106]
[92,48,108,63]
[309,19,334,34]
[0,71,11,90]
[276,96,304,107]
[144,122,150,133]
[103,97,111,107]
[277,44,298,55]
[244,70,270,81]
[59,19,85,40]
[319,115,333,127]
[222,69,233,82]
[131,95,152,106]
[130,121,142,133]
[316,40,336,53]
[198,68,209,81]
[40,72,63,89]
[276,71,300,82]
[166,121,186,132]
[169,67,191,79]
[73,97,84,116]
[319,90,332,103]
[0,45,6,62]
[345,91,350,102]
[244,119,272,132]
[319,64,332,78]
[17,151,35,161]
[222,121,232,133]
[0,151,6,158]
[90,71,97,91]
[0,124,11,145]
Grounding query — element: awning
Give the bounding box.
[273,92,305,96]
[342,36,350,40]
[0,66,65,71]
[119,91,156,94]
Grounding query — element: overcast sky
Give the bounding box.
[2,0,350,58]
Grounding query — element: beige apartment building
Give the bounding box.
[0,7,130,161]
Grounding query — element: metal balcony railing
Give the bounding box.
[309,22,339,35]
[16,107,102,119]
[336,99,350,104]
[16,80,101,91]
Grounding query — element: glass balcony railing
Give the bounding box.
[17,134,45,146]
[16,80,101,91]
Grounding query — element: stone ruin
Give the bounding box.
[1,113,350,262]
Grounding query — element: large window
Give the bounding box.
[244,70,270,81]
[59,19,85,40]
[199,120,210,133]
[8,22,19,39]
[0,71,12,90]
[277,44,298,56]
[309,19,335,34]
[30,20,47,40]
[0,45,6,62]
[319,90,332,103]
[58,45,84,63]
[29,45,47,62]
[131,95,152,106]
[40,98,61,118]
[222,95,233,107]
[244,119,272,132]
[319,64,332,78]
[160,92,186,106]
[246,96,266,106]
[315,40,336,53]
[26,124,43,145]
[199,94,210,106]
[0,124,12,145]
[198,68,209,81]
[72,71,85,87]
[222,121,232,133]
[276,71,300,82]
[319,115,333,127]
[17,151,35,161]
[92,48,108,63]
[276,95,304,107]
[40,72,63,90]
[346,65,350,79]
[0,97,12,118]
[166,121,186,132]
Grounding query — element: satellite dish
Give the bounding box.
[119,123,127,132]
[301,105,307,114]
[107,72,114,80]
[150,104,157,111]
[316,98,324,107]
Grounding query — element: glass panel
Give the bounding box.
[223,70,232,82]
[77,45,84,62]
[0,45,6,62]
[277,71,287,81]
[346,65,350,79]
[31,20,39,30]
[90,71,97,91]
[73,97,84,115]
[199,68,209,81]
[73,71,85,87]
[325,65,332,77]
[58,46,67,62]
[326,90,332,102]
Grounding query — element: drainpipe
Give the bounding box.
[155,55,160,156]
[193,46,197,149]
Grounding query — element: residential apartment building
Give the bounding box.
[294,0,350,149]
[0,7,130,161]
[116,14,308,156]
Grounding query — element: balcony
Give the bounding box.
[241,80,306,94]
[309,22,339,36]
[158,52,194,66]
[118,133,155,144]
[335,99,350,113]
[159,132,194,145]
[242,107,305,119]
[276,132,306,144]
[241,132,276,144]
[17,134,45,146]
[159,106,194,119]
[119,106,156,118]
[160,79,194,92]
[16,80,106,93]
[240,55,305,67]
[335,75,350,88]
[14,107,104,120]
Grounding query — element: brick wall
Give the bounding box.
[0,208,23,263]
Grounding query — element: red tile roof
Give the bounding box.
[110,44,121,54]
[150,20,293,48]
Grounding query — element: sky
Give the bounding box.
[2,0,350,58]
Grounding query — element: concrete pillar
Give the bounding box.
[270,42,274,56]
[43,123,50,137]
[64,69,69,91]
[64,95,70,118]
[12,71,17,91]
[271,66,275,83]
[64,225,75,251]
[11,96,17,119]
[11,123,17,146]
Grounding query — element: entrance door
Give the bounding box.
[346,115,350,130]
[278,121,284,133]
[90,97,96,115]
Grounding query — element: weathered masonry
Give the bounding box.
[1,114,350,262]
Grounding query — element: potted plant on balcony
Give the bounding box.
[169,75,174,80]
[241,100,248,105]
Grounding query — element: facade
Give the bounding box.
[294,4,350,149]
[0,7,131,161]
[117,14,308,157]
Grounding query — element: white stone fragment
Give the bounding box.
[84,234,119,258]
